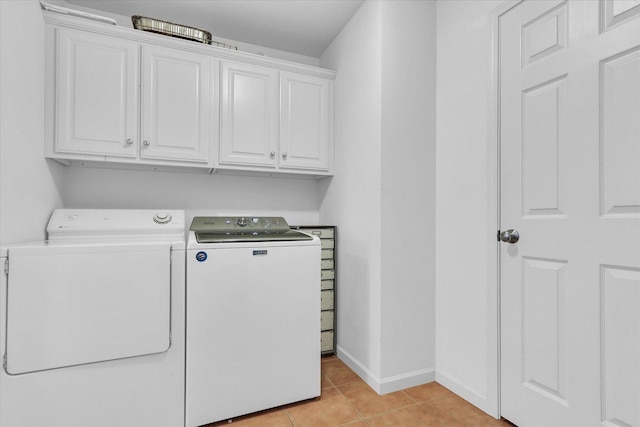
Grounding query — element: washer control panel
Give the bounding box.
[190,216,289,234]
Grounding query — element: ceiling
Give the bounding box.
[65,0,365,58]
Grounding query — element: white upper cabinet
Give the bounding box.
[218,62,334,175]
[44,12,334,176]
[280,72,332,171]
[219,60,279,168]
[55,28,138,158]
[141,46,211,164]
[50,28,213,170]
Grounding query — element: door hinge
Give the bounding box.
[3,353,6,370]
[3,259,8,275]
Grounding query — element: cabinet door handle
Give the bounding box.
[126,139,134,145]
[143,140,150,147]
[270,151,276,159]
[282,152,288,160]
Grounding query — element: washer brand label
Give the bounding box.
[195,251,208,262]
[253,250,268,256]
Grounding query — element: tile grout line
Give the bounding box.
[327,372,451,424]
[319,360,469,427]
[332,381,371,425]
[317,361,370,426]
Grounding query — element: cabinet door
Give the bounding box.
[279,72,331,171]
[219,60,279,168]
[56,28,138,157]
[141,46,212,164]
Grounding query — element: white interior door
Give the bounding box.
[500,1,640,426]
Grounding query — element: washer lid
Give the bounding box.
[47,209,185,242]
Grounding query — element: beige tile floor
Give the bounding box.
[206,357,516,427]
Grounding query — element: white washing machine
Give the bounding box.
[0,209,186,427]
[186,216,321,426]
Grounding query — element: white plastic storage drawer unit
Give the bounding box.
[293,226,336,355]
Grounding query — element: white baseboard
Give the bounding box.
[435,369,499,418]
[336,345,436,395]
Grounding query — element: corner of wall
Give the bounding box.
[338,345,436,395]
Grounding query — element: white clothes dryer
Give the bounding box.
[0,209,186,427]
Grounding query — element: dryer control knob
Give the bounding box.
[153,212,172,224]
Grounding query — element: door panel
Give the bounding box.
[141,46,211,163]
[500,1,640,426]
[601,265,640,426]
[602,0,640,30]
[521,2,568,66]
[600,47,640,216]
[56,28,138,157]
[280,72,331,171]
[5,243,171,374]
[521,257,568,405]
[521,76,567,217]
[219,60,279,167]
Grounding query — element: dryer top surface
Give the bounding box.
[46,209,186,242]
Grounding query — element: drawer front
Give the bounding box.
[321,331,334,352]
[306,228,334,239]
[321,311,334,330]
[321,290,334,310]
[321,249,334,259]
[320,239,335,249]
[321,259,335,270]
[321,279,334,290]
[321,269,335,280]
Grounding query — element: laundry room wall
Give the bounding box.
[318,0,383,383]
[319,0,437,393]
[379,0,436,386]
[60,167,322,226]
[0,0,65,245]
[435,0,504,417]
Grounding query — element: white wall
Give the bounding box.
[320,0,437,393]
[380,0,436,384]
[435,0,503,417]
[61,167,321,225]
[0,0,65,245]
[319,0,384,384]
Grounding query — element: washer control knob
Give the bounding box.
[236,217,248,227]
[153,212,172,224]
